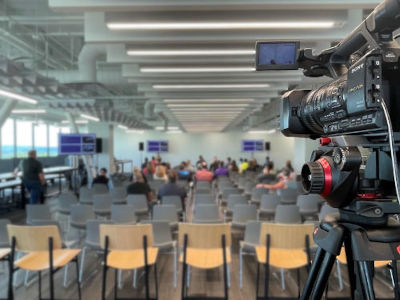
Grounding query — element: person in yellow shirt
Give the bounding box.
[239,158,249,173]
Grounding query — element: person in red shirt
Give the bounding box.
[195,162,213,182]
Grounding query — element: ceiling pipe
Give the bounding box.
[78,44,107,82]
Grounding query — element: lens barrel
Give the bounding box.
[301,161,325,194]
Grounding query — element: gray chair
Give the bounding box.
[196,181,211,189]
[79,186,93,205]
[297,195,319,219]
[111,204,136,224]
[250,187,269,204]
[93,194,112,218]
[152,204,178,230]
[274,204,302,224]
[26,204,52,225]
[259,195,280,220]
[70,204,95,230]
[57,193,78,216]
[232,204,258,229]
[243,181,255,198]
[278,188,298,204]
[79,220,112,283]
[92,183,109,194]
[193,204,221,223]
[239,221,261,288]
[126,194,149,220]
[221,187,240,205]
[194,194,214,205]
[0,219,10,248]
[196,188,211,195]
[110,187,127,204]
[225,194,247,220]
[162,195,184,218]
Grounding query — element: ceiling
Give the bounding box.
[0,0,379,132]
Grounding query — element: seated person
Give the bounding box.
[195,162,213,182]
[92,168,113,189]
[214,162,229,178]
[154,165,168,182]
[257,162,277,183]
[256,162,296,190]
[177,162,191,181]
[158,170,187,208]
[126,172,153,203]
[239,159,249,173]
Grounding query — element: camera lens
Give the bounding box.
[301,161,325,194]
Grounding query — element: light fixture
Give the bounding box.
[153,84,270,89]
[127,49,255,56]
[127,129,144,134]
[166,130,183,134]
[155,126,179,130]
[164,98,254,103]
[118,125,128,130]
[12,109,46,114]
[248,129,277,134]
[167,104,249,108]
[140,67,255,73]
[80,114,100,122]
[0,89,38,104]
[61,120,89,124]
[108,21,335,30]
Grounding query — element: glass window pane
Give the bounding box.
[49,125,59,156]
[60,127,71,133]
[1,119,14,158]
[34,124,48,157]
[16,121,32,158]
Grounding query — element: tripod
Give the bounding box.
[301,203,400,300]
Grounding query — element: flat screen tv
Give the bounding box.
[241,139,264,152]
[58,133,97,155]
[147,140,168,152]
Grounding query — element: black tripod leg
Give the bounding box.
[300,247,326,300]
[357,261,376,300]
[344,238,356,300]
[309,251,337,300]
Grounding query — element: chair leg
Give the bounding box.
[255,263,260,300]
[154,264,159,300]
[336,260,343,291]
[79,247,86,283]
[63,263,69,287]
[114,269,118,300]
[118,269,122,289]
[24,270,30,286]
[133,269,137,288]
[101,261,107,300]
[227,263,231,288]
[75,258,82,300]
[186,265,190,288]
[174,246,177,289]
[239,248,243,289]
[280,268,286,291]
[38,271,42,300]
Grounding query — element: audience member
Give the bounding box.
[126,171,153,202]
[185,160,194,172]
[92,167,110,187]
[230,160,239,172]
[141,157,149,170]
[248,158,258,171]
[151,156,157,168]
[196,155,206,168]
[264,156,271,167]
[214,162,229,178]
[209,156,219,172]
[257,162,277,183]
[239,158,249,173]
[143,162,155,176]
[195,162,213,182]
[177,162,191,181]
[257,160,296,190]
[154,165,168,182]
[158,170,187,208]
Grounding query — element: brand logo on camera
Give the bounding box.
[351,63,364,74]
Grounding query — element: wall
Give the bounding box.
[113,129,298,171]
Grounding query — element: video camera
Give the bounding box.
[256,0,400,224]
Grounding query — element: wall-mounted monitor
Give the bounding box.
[242,139,264,152]
[58,133,97,155]
[147,140,168,152]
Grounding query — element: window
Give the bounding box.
[34,123,48,157]
[60,127,71,133]
[1,118,14,158]
[16,120,32,157]
[49,125,59,156]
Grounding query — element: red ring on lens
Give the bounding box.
[318,157,332,197]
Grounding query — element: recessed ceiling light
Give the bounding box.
[140,67,255,73]
[12,109,46,114]
[80,114,100,122]
[108,21,335,30]
[153,84,270,89]
[127,49,255,56]
[0,89,38,104]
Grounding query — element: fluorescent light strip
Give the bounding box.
[61,120,89,124]
[166,130,183,134]
[248,129,277,134]
[164,98,254,103]
[0,89,38,104]
[80,114,100,122]
[12,109,46,114]
[155,126,179,130]
[127,49,255,56]
[168,104,249,108]
[140,67,255,73]
[108,21,335,30]
[118,125,128,130]
[153,84,270,89]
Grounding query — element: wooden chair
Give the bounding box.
[99,224,159,300]
[255,223,314,300]
[7,225,81,300]
[178,223,231,300]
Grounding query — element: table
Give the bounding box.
[115,160,133,174]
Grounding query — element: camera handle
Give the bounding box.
[301,215,400,300]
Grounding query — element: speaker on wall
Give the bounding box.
[139,142,144,151]
[265,142,270,151]
[96,138,102,153]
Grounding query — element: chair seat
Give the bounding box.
[179,248,231,269]
[15,249,81,271]
[256,246,308,269]
[337,248,390,268]
[70,222,86,229]
[107,248,158,270]
[0,248,10,259]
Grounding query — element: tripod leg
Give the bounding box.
[309,251,337,300]
[357,261,376,300]
[344,237,356,300]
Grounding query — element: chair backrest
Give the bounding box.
[126,194,148,210]
[7,225,62,252]
[232,204,257,223]
[243,221,261,245]
[151,221,173,245]
[227,194,247,211]
[274,205,302,224]
[0,219,10,247]
[93,194,112,209]
[152,205,178,222]
[196,188,212,195]
[86,220,112,246]
[222,188,240,199]
[71,204,95,223]
[58,192,78,206]
[251,187,269,202]
[92,183,109,194]
[278,188,298,204]
[111,205,137,224]
[193,204,220,222]
[100,224,153,250]
[26,204,52,224]
[195,194,214,205]
[110,186,127,199]
[178,223,231,249]
[260,194,280,210]
[296,195,319,210]
[259,223,314,249]
[79,186,93,203]
[244,181,255,194]
[196,181,211,189]
[162,195,182,210]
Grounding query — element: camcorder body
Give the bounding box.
[256,0,400,223]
